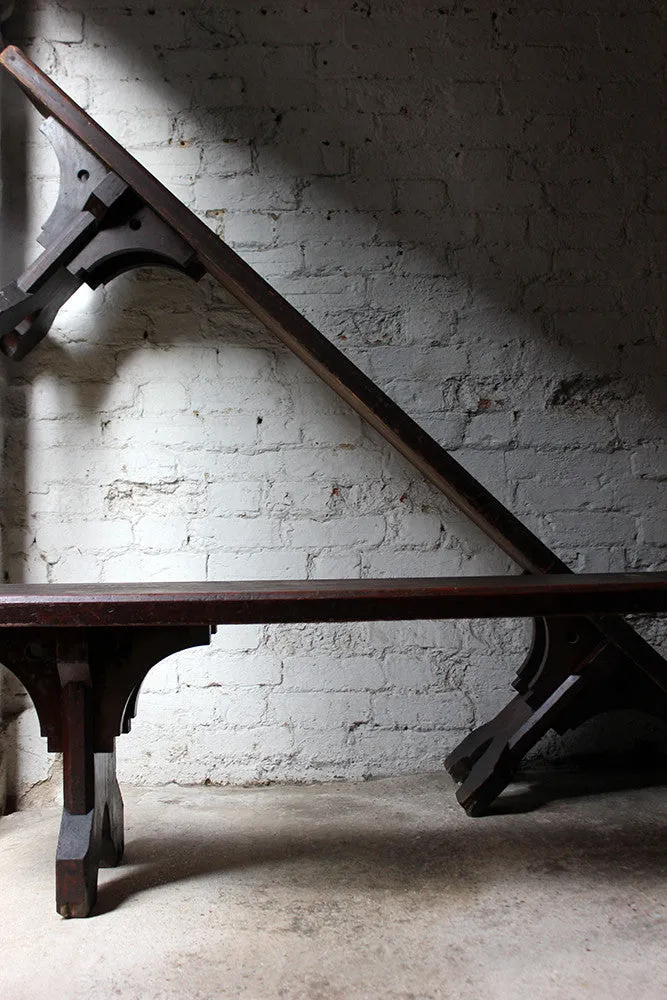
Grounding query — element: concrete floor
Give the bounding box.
[0,770,666,1000]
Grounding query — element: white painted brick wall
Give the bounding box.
[0,0,665,801]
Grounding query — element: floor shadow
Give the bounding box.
[490,754,667,815]
[93,776,667,915]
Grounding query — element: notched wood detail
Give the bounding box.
[0,115,204,362]
[0,630,63,750]
[444,617,667,815]
[89,626,212,751]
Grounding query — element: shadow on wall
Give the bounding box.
[1,2,663,562]
[9,0,665,414]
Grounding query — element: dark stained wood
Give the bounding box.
[0,574,663,627]
[0,579,662,912]
[53,632,121,917]
[445,625,617,814]
[60,684,94,814]
[95,749,125,868]
[0,624,215,916]
[89,625,213,751]
[0,630,62,750]
[55,809,98,918]
[55,746,125,918]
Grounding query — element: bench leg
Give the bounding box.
[55,639,125,919]
[445,618,630,816]
[0,626,214,917]
[96,749,124,868]
[453,674,585,816]
[56,737,124,916]
[446,611,667,816]
[444,696,530,783]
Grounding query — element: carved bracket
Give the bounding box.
[0,624,213,753]
[0,117,205,361]
[445,615,667,815]
[88,625,213,752]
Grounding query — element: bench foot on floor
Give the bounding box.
[446,616,667,816]
[56,810,98,919]
[56,748,124,919]
[450,675,586,816]
[53,631,127,918]
[51,627,211,917]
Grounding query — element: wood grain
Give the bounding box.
[0,574,663,626]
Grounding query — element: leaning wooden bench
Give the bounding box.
[1,573,665,917]
[0,43,666,919]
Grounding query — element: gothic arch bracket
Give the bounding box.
[0,117,204,362]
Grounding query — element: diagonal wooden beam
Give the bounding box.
[0,43,560,573]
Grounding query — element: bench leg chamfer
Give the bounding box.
[55,746,124,919]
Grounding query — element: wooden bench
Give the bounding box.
[1,573,665,916]
[0,47,665,918]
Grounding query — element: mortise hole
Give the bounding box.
[77,169,89,182]
[567,631,580,645]
[25,642,46,661]
[129,218,142,231]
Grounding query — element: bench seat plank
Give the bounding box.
[0,573,664,627]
